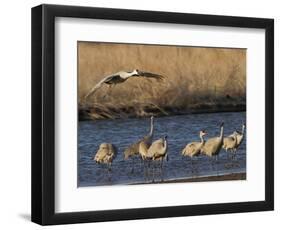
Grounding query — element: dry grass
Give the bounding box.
[78,42,246,120]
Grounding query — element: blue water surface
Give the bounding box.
[78,112,246,187]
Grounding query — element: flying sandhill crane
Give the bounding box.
[201,122,224,166]
[93,143,117,172]
[124,116,154,173]
[84,69,165,99]
[182,130,207,173]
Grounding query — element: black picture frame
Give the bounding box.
[31,4,274,225]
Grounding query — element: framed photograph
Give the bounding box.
[31,4,274,225]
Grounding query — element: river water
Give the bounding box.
[78,112,246,187]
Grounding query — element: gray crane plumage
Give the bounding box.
[93,143,117,171]
[223,131,238,152]
[141,135,168,181]
[201,123,224,159]
[124,116,154,172]
[84,69,165,99]
[182,130,207,157]
[147,136,168,161]
[235,124,246,149]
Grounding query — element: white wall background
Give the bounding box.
[0,0,278,229]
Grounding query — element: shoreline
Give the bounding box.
[130,172,246,185]
[79,103,246,121]
[78,173,246,187]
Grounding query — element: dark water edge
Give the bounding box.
[79,103,246,121]
[131,172,246,185]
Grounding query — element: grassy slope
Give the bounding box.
[78,42,246,120]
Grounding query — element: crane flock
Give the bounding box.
[92,116,245,181]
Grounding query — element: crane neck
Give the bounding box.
[149,118,154,138]
[220,125,224,139]
[200,135,205,143]
[164,138,169,161]
[163,138,168,152]
[242,125,245,135]
[124,72,132,79]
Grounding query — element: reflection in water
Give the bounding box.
[78,112,246,187]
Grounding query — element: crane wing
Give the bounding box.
[84,74,119,99]
[137,70,165,81]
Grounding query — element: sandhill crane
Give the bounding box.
[230,123,246,159]
[138,138,151,180]
[139,140,150,161]
[223,131,238,152]
[124,116,154,173]
[182,130,207,157]
[93,143,117,172]
[201,122,224,166]
[235,123,246,149]
[139,136,168,182]
[124,140,141,173]
[182,130,207,173]
[148,136,168,161]
[84,69,165,99]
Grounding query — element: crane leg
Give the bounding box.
[215,155,219,176]
[232,149,237,160]
[152,161,155,183]
[143,159,147,181]
[106,163,112,182]
[194,157,199,176]
[191,158,194,174]
[211,156,215,170]
[144,159,149,181]
[130,158,135,174]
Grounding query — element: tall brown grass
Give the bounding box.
[78,42,246,120]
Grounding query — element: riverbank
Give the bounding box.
[78,42,246,121]
[79,102,246,120]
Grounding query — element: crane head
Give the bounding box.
[131,69,140,76]
[200,130,207,136]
